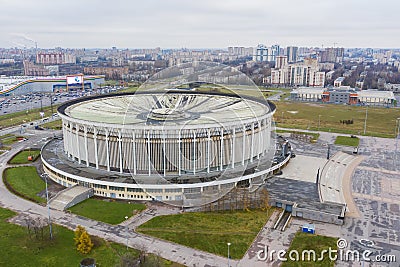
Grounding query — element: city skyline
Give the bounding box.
[2,0,400,49]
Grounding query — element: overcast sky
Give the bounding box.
[1,0,400,49]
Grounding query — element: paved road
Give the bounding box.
[266,90,284,101]
[0,116,60,136]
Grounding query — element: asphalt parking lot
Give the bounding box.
[0,86,123,115]
[336,137,400,267]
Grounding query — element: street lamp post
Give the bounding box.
[394,118,400,169]
[43,174,53,240]
[125,215,129,250]
[227,242,231,267]
[363,105,368,135]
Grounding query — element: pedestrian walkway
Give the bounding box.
[319,151,358,204]
[120,203,181,229]
[239,210,281,266]
[48,185,93,211]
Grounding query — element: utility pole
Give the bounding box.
[125,216,129,250]
[327,144,330,160]
[43,174,53,239]
[394,118,400,169]
[318,115,321,131]
[227,242,231,267]
[50,94,53,115]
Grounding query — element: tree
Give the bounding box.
[77,231,94,254]
[259,188,271,216]
[74,225,85,245]
[24,216,49,240]
[74,225,93,254]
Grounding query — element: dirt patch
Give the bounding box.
[304,103,327,108]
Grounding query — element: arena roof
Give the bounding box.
[63,92,271,127]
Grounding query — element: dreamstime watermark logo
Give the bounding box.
[256,238,397,263]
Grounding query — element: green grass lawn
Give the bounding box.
[116,86,139,93]
[8,149,41,164]
[137,209,273,259]
[282,232,338,267]
[0,207,181,267]
[68,198,146,225]
[274,102,400,138]
[41,119,62,130]
[3,166,46,203]
[0,104,59,130]
[0,134,24,146]
[334,136,360,147]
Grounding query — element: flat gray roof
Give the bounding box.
[64,93,270,126]
[279,155,327,183]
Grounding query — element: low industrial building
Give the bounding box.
[290,86,396,107]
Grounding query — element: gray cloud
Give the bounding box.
[1,0,399,48]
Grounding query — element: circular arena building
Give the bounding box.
[41,63,290,206]
[59,92,273,176]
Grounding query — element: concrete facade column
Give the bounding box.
[262,118,267,156]
[178,130,182,176]
[105,128,110,172]
[242,125,245,165]
[193,130,196,174]
[93,127,99,169]
[207,129,211,173]
[147,130,151,176]
[76,123,81,164]
[257,121,261,160]
[231,127,236,168]
[220,128,223,170]
[163,131,166,177]
[118,130,123,173]
[84,126,89,167]
[69,123,73,158]
[132,131,136,175]
[251,122,254,163]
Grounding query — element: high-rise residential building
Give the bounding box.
[270,68,286,85]
[23,60,50,76]
[319,47,344,63]
[253,44,280,62]
[36,52,76,65]
[286,46,298,63]
[270,58,325,87]
[275,56,288,69]
[84,66,129,80]
[271,44,280,60]
[228,46,254,56]
[254,44,269,62]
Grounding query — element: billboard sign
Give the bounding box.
[67,75,83,85]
